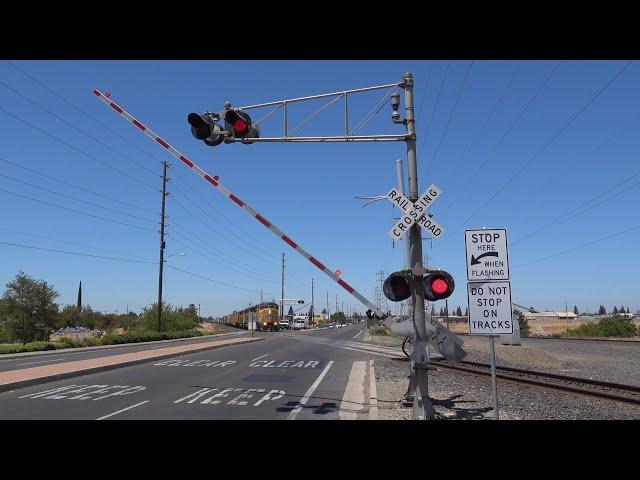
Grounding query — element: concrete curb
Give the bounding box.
[0,337,263,394]
[0,331,246,360]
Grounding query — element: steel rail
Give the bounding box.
[430,358,640,407]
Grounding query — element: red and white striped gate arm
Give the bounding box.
[92,89,385,318]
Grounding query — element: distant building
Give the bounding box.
[523,311,577,321]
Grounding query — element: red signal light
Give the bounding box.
[233,118,248,135]
[431,277,448,295]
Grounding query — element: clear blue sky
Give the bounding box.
[0,60,638,317]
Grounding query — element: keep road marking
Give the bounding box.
[251,354,269,362]
[96,400,150,420]
[287,360,334,420]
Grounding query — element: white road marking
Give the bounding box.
[251,354,269,362]
[15,358,67,366]
[339,361,367,420]
[287,360,334,420]
[96,400,150,420]
[368,360,379,420]
[353,329,363,339]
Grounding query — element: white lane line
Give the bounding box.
[251,354,269,362]
[287,361,334,420]
[353,329,363,339]
[339,361,367,420]
[96,401,150,420]
[15,358,68,366]
[368,360,379,420]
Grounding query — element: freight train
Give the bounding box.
[219,302,280,331]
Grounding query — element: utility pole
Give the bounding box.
[260,289,263,303]
[157,160,169,333]
[280,253,285,321]
[401,72,434,420]
[311,278,315,326]
[326,291,329,324]
[198,304,201,318]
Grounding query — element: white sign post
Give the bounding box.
[465,228,513,420]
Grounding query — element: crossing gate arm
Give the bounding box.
[92,89,386,318]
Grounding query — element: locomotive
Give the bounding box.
[220,302,280,331]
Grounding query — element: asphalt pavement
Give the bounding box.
[0,323,378,420]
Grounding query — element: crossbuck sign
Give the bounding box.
[386,185,444,241]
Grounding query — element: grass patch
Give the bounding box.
[368,326,399,337]
[0,328,215,354]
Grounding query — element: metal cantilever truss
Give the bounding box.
[227,81,407,143]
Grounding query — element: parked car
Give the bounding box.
[278,319,291,330]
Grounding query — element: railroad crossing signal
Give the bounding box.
[385,185,444,241]
[382,269,455,303]
[187,105,260,147]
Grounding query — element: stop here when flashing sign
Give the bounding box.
[465,229,509,281]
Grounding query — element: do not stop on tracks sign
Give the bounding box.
[467,281,513,335]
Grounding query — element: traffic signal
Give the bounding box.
[297,300,305,304]
[187,113,225,146]
[224,109,260,143]
[383,271,415,302]
[424,271,455,301]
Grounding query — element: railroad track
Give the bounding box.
[429,358,640,407]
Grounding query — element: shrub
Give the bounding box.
[369,326,392,336]
[564,316,638,338]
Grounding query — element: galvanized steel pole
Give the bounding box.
[157,161,169,332]
[403,72,434,420]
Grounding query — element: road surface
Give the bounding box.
[0,324,388,420]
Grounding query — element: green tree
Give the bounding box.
[513,308,530,337]
[0,272,60,343]
[431,305,436,316]
[464,307,468,316]
[598,305,606,315]
[573,305,579,315]
[331,311,346,323]
[456,306,462,316]
[613,306,619,315]
[58,304,81,327]
[138,303,199,332]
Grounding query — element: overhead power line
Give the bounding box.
[0,77,160,177]
[0,187,156,233]
[0,104,157,191]
[440,62,524,190]
[457,60,633,229]
[441,61,563,214]
[0,240,156,264]
[420,60,451,152]
[0,172,156,225]
[0,226,147,258]
[165,265,260,294]
[428,60,474,170]
[0,155,156,214]
[5,61,165,166]
[513,222,640,268]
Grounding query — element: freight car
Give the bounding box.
[220,302,280,331]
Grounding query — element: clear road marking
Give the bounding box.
[153,359,236,367]
[287,360,334,421]
[368,360,379,420]
[96,400,150,420]
[249,359,321,368]
[18,384,147,401]
[353,329,363,339]
[15,358,67,366]
[339,361,367,420]
[251,354,269,362]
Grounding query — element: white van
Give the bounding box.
[293,316,307,330]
